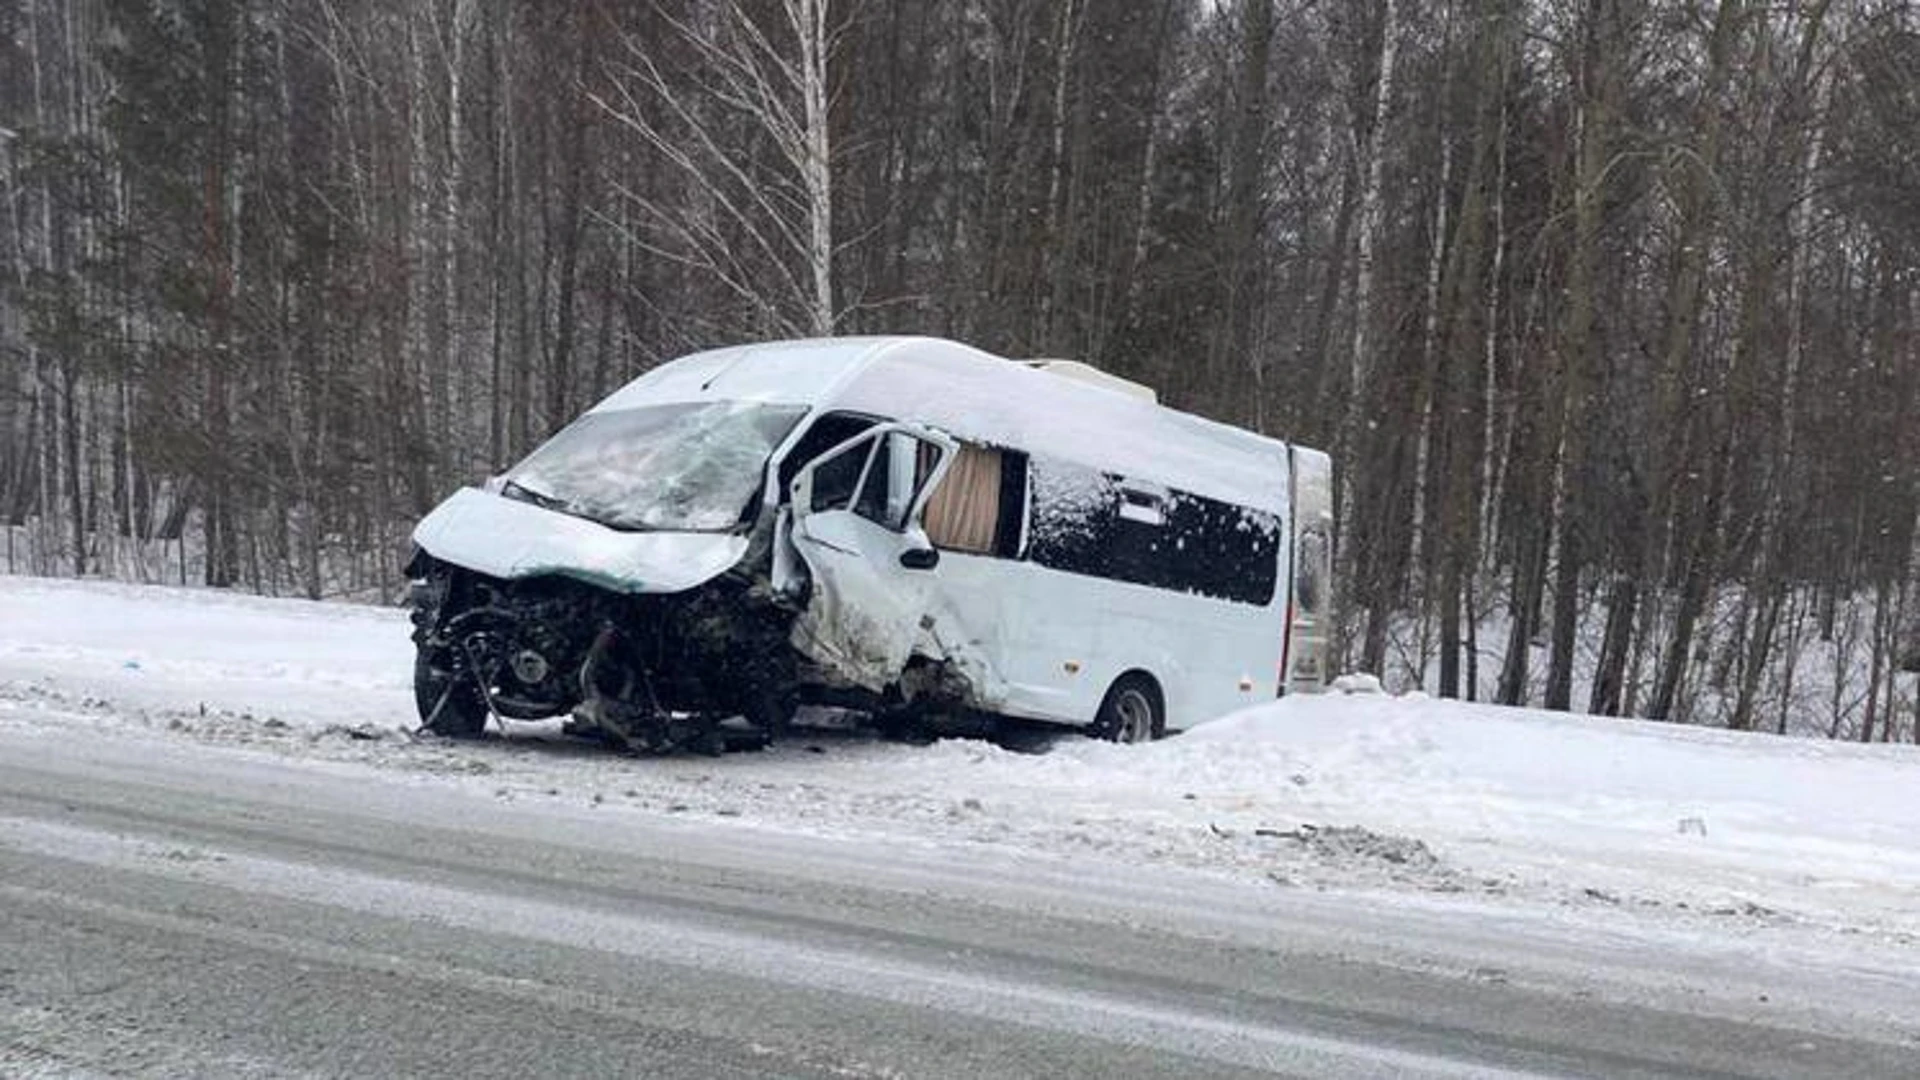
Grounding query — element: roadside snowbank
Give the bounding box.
[3,574,1918,953]
[0,574,412,726]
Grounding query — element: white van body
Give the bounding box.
[408,337,1332,747]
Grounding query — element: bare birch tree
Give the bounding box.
[595,0,847,337]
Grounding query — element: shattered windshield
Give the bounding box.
[503,401,807,532]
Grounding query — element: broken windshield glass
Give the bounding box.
[504,401,807,533]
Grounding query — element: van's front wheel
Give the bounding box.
[1093,675,1162,744]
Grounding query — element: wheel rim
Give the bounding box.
[1114,688,1154,743]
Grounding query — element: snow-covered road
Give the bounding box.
[3,573,1919,1048]
[12,722,1916,1079]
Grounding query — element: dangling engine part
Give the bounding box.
[569,624,728,755]
[408,556,799,755]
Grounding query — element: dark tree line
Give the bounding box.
[3,0,1918,737]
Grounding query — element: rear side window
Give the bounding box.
[1027,460,1116,573]
[1027,457,1279,605]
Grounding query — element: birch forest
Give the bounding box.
[3,0,1918,736]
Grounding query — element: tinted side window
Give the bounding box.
[994,452,1030,558]
[1162,492,1280,605]
[1027,457,1279,605]
[1027,459,1116,575]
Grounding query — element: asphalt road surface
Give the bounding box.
[1,721,1913,1079]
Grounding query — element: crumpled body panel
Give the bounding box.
[412,487,749,595]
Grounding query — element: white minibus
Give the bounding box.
[407,337,1331,751]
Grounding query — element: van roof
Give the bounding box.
[594,336,1295,513]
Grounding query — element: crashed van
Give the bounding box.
[406,336,1332,752]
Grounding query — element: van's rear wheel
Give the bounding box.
[1093,675,1162,744]
[414,648,490,737]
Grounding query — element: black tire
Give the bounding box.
[1092,675,1162,744]
[413,647,490,737]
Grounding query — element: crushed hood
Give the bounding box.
[411,487,750,594]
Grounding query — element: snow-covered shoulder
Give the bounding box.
[4,575,1918,974]
[1177,691,1920,936]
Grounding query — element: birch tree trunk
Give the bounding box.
[792,0,835,335]
[1342,0,1400,676]
[1343,0,1398,423]
[1408,3,1456,605]
[1038,0,1082,352]
[595,0,847,337]
[441,0,474,473]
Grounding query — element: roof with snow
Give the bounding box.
[592,336,1300,513]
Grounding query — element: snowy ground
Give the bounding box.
[4,574,1919,980]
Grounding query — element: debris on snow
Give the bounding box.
[1255,823,1442,872]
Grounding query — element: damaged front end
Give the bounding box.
[405,398,813,753]
[407,550,799,754]
[405,391,1001,754]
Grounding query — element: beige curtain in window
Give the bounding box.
[923,444,1003,553]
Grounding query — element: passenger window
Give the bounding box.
[850,432,945,532]
[809,439,875,513]
[924,443,1011,556]
[854,445,892,523]
[780,412,879,494]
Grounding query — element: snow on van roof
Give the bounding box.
[838,339,1292,513]
[593,337,1294,513]
[591,338,888,410]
